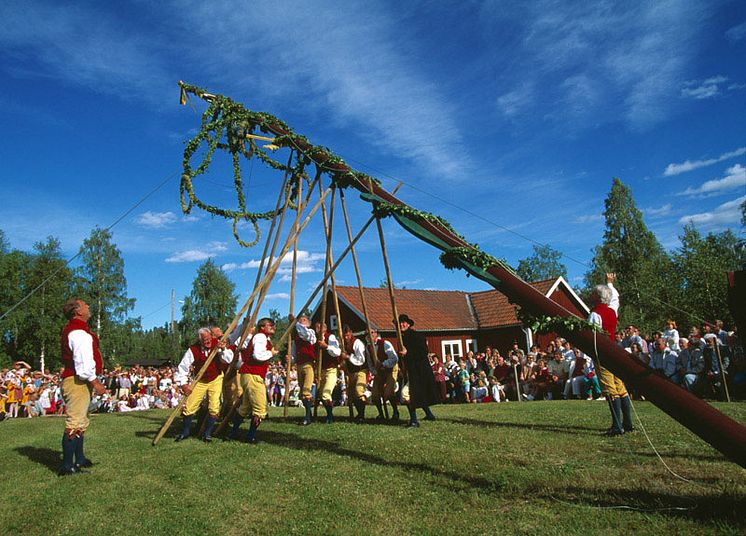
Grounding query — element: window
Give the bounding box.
[465,339,477,354]
[442,340,463,359]
[329,315,338,331]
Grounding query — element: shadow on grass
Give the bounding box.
[597,446,726,463]
[14,446,59,473]
[260,429,505,494]
[439,416,600,435]
[535,485,745,526]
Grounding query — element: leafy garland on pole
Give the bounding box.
[515,308,605,335]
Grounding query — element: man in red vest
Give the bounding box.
[228,317,278,443]
[315,321,342,424]
[174,327,234,442]
[59,298,107,476]
[588,273,633,436]
[292,315,317,425]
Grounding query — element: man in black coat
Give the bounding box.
[398,314,438,428]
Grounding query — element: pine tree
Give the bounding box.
[585,178,678,333]
[516,244,568,282]
[0,232,30,366]
[180,259,238,338]
[74,227,135,362]
[674,224,745,327]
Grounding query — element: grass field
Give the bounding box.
[1,400,744,535]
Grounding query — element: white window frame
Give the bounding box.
[441,340,463,360]
[329,315,338,331]
[465,339,477,354]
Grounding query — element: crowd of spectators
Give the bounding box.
[2,318,742,421]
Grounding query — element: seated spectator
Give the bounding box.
[680,338,706,395]
[663,319,681,352]
[567,349,591,399]
[650,338,680,383]
[526,359,551,401]
[547,350,569,400]
[471,379,489,403]
[628,342,649,366]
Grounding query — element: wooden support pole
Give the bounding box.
[314,185,334,417]
[153,184,332,445]
[284,174,303,417]
[375,216,405,352]
[714,341,731,403]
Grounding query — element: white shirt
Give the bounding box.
[376,338,398,369]
[347,338,367,367]
[174,345,234,385]
[68,329,97,382]
[235,332,274,369]
[292,323,317,358]
[326,333,342,359]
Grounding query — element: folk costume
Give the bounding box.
[398,314,438,427]
[229,328,274,443]
[589,283,633,436]
[318,330,342,423]
[174,336,233,442]
[59,316,103,474]
[371,335,400,421]
[294,322,317,425]
[344,334,370,421]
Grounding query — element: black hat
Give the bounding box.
[398,314,415,327]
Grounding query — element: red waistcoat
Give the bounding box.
[61,318,103,379]
[190,343,223,383]
[295,330,316,366]
[594,304,618,342]
[239,334,272,379]
[319,331,338,369]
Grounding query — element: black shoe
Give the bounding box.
[424,415,436,421]
[76,459,94,469]
[300,419,311,426]
[203,436,213,443]
[403,421,420,428]
[58,466,83,476]
[375,414,386,422]
[604,428,624,437]
[174,434,188,442]
[391,413,400,422]
[246,437,260,445]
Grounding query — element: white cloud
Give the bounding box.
[663,146,746,176]
[265,293,290,300]
[0,3,174,104]
[136,211,178,228]
[574,214,603,224]
[678,195,746,227]
[678,164,746,197]
[497,84,534,117]
[178,1,470,179]
[482,1,708,130]
[165,250,215,263]
[681,75,728,100]
[643,204,672,217]
[208,241,228,252]
[221,250,325,276]
[725,21,746,42]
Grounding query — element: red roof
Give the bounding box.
[334,286,477,332]
[331,278,581,332]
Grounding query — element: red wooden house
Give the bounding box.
[311,277,590,360]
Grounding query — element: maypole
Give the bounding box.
[176,81,746,468]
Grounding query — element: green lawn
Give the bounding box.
[2,401,745,535]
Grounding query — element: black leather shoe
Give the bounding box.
[58,466,83,476]
[76,459,94,469]
[174,434,188,442]
[424,415,436,421]
[403,421,420,428]
[246,437,260,445]
[203,436,213,443]
[604,428,624,437]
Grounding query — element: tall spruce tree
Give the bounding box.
[21,237,73,370]
[0,232,30,366]
[180,259,237,337]
[585,178,678,333]
[516,244,568,282]
[673,224,745,327]
[74,227,135,361]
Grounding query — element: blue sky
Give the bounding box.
[1,0,745,330]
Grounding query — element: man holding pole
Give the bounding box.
[293,315,317,425]
[174,328,233,442]
[229,317,278,443]
[398,314,438,428]
[58,298,107,476]
[315,321,342,424]
[342,325,371,422]
[370,328,400,421]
